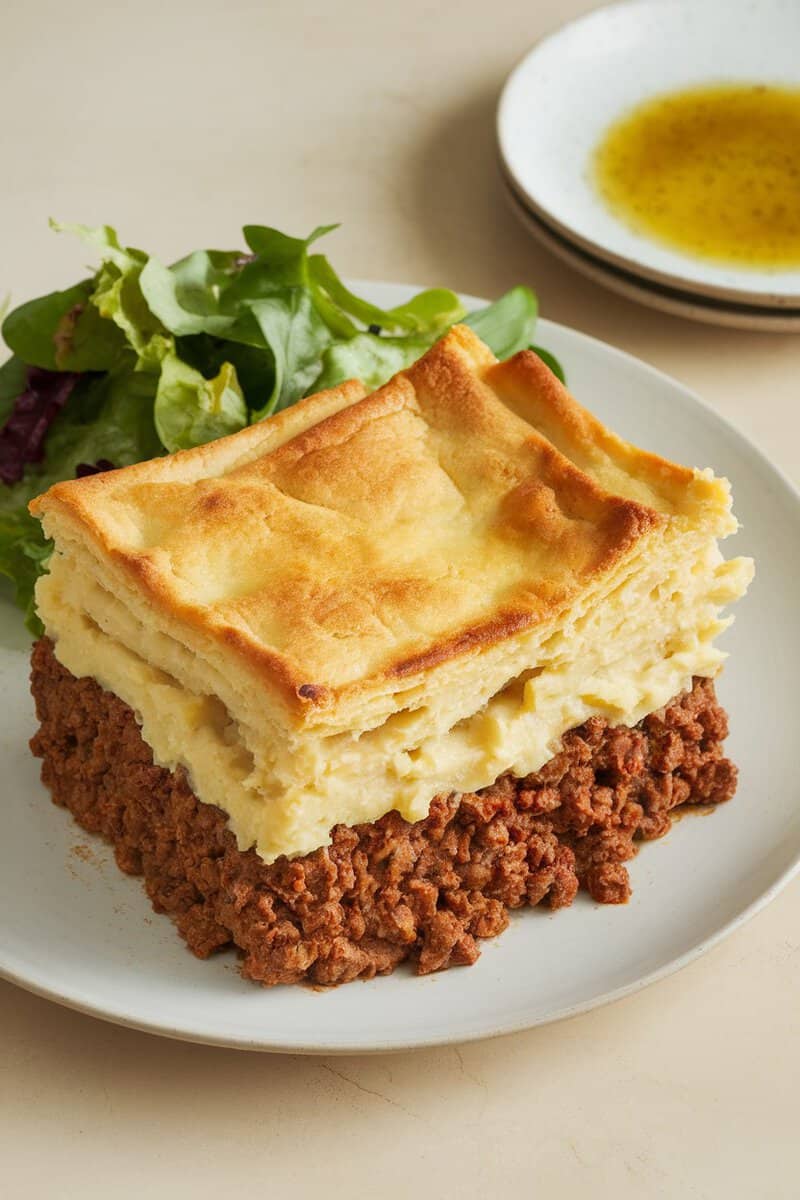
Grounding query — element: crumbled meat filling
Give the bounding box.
[30,638,736,987]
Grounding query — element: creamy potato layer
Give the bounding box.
[37,525,750,861]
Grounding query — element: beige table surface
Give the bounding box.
[2,1,798,1195]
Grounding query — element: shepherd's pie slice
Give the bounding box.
[30,327,752,862]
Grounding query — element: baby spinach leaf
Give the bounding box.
[309,255,464,334]
[246,289,331,418]
[2,281,93,369]
[243,223,337,282]
[463,285,538,359]
[309,255,409,330]
[53,301,126,372]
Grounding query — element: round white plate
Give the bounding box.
[498,0,800,306]
[1,282,798,1054]
[503,178,800,332]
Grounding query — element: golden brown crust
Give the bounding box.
[30,327,716,729]
[486,348,719,514]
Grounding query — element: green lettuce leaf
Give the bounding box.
[386,288,466,332]
[313,329,434,394]
[139,249,245,337]
[313,285,543,394]
[3,221,159,377]
[139,226,336,339]
[174,334,276,411]
[91,261,171,368]
[41,369,163,481]
[0,504,51,633]
[464,285,538,359]
[154,353,247,452]
[53,221,170,369]
[49,220,147,271]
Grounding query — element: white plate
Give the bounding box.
[503,178,800,333]
[498,0,800,306]
[1,281,798,1054]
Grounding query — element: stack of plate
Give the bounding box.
[497,0,800,332]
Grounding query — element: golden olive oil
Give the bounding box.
[593,83,800,268]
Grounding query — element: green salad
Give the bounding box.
[0,220,562,632]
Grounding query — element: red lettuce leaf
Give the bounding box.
[0,368,80,486]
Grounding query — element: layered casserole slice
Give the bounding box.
[28,327,753,984]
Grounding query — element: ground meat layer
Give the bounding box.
[30,638,737,987]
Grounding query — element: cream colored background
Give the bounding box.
[2,1,798,1195]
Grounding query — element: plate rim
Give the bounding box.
[2,282,800,1053]
[3,853,798,1055]
[502,177,800,333]
[497,0,800,307]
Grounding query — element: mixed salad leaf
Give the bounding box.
[0,220,563,633]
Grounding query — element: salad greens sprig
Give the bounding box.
[0,220,563,632]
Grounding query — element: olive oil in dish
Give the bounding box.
[593,83,800,268]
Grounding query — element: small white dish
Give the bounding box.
[1,281,798,1054]
[498,0,800,306]
[503,178,800,332]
